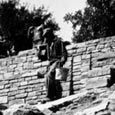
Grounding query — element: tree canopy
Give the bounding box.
[64,0,115,43]
[0,0,59,57]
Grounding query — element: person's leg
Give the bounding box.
[45,61,57,100]
[107,67,115,87]
[45,71,56,99]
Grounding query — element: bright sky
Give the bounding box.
[20,0,86,42]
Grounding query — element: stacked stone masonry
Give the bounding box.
[0,36,115,105]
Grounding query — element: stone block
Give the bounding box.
[8,96,15,101]
[73,72,81,76]
[4,84,10,89]
[73,85,84,91]
[102,66,110,75]
[73,68,81,73]
[81,72,88,78]
[77,42,86,48]
[62,91,69,97]
[80,78,88,84]
[18,49,34,56]
[42,108,53,115]
[61,82,70,91]
[73,56,81,63]
[0,89,9,93]
[73,61,81,66]
[31,76,38,80]
[37,67,47,75]
[28,91,37,97]
[66,44,77,50]
[88,68,102,78]
[0,93,7,96]
[73,64,81,70]
[23,62,34,69]
[0,96,8,104]
[81,65,89,72]
[73,75,81,81]
[25,77,32,81]
[12,83,20,87]
[32,56,39,62]
[20,81,28,86]
[9,99,25,106]
[86,39,99,45]
[0,85,4,89]
[0,59,7,66]
[10,87,18,91]
[96,44,105,50]
[41,61,49,66]
[108,91,115,100]
[87,46,96,52]
[8,91,16,96]
[77,47,86,53]
[15,93,27,98]
[17,63,23,67]
[86,77,107,89]
[28,79,39,84]
[19,85,27,90]
[16,89,25,94]
[63,61,71,68]
[108,102,115,111]
[111,112,115,115]
[21,71,37,77]
[6,58,13,65]
[32,85,42,91]
[26,88,33,92]
[13,57,27,64]
[38,78,45,83]
[0,74,4,80]
[74,99,109,115]
[33,62,42,68]
[27,57,32,63]
[4,72,14,80]
[27,100,38,105]
[38,94,46,99]
[82,54,90,59]
[9,79,17,83]
[18,78,24,82]
[14,66,23,73]
[1,66,7,73]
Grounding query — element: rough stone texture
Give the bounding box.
[0,96,8,104]
[0,36,115,105]
[3,104,44,115]
[86,77,107,89]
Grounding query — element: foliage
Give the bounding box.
[64,0,115,43]
[0,0,59,57]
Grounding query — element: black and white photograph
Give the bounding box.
[0,0,115,115]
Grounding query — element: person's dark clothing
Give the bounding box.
[45,38,68,99]
[107,67,115,87]
[49,38,68,66]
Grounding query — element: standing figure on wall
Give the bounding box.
[41,27,68,100]
[27,15,46,49]
[27,16,68,100]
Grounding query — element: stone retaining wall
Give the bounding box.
[1,36,115,105]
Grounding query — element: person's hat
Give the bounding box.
[33,15,41,21]
[33,15,42,26]
[43,28,52,36]
[36,24,43,31]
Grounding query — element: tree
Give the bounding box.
[0,0,34,54]
[32,6,60,31]
[64,0,115,43]
[0,0,59,57]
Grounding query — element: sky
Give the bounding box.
[20,0,86,42]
